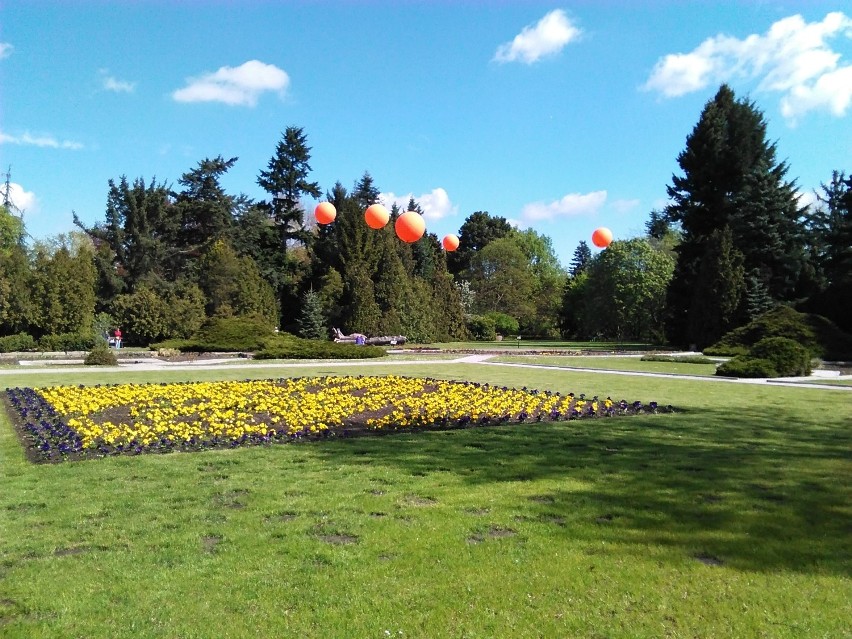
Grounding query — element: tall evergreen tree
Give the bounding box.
[569,241,592,277]
[645,209,671,240]
[813,171,852,287]
[685,227,745,347]
[173,156,241,255]
[664,84,807,347]
[801,171,852,331]
[297,289,328,340]
[74,176,175,291]
[351,172,381,209]
[256,126,322,328]
[257,126,321,235]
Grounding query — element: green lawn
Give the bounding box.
[490,354,720,376]
[427,339,664,352]
[1,363,849,638]
[787,377,852,387]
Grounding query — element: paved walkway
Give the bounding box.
[0,352,849,391]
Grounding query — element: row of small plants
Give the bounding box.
[5,375,672,463]
[0,330,103,353]
[152,316,387,360]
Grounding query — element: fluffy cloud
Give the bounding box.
[796,188,821,210]
[0,129,83,150]
[521,190,607,221]
[643,12,852,122]
[4,183,38,214]
[100,69,135,93]
[379,187,457,221]
[0,43,12,59]
[172,60,289,107]
[494,9,581,64]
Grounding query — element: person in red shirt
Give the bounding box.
[114,327,122,349]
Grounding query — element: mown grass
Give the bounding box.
[789,378,852,387]
[489,355,720,376]
[1,362,850,638]
[427,339,662,352]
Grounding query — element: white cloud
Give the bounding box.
[494,9,581,64]
[0,42,12,59]
[797,188,821,210]
[172,60,289,106]
[380,187,458,221]
[0,129,83,150]
[4,183,38,214]
[643,12,852,122]
[521,190,607,221]
[100,69,135,93]
[781,66,852,122]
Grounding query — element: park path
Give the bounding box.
[0,352,849,391]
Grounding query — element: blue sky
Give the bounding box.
[1,1,850,267]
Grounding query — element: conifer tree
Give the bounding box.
[664,84,807,347]
[297,289,328,340]
[569,241,592,277]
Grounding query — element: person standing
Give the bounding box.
[114,327,122,349]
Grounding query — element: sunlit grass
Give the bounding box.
[490,354,720,376]
[1,362,849,638]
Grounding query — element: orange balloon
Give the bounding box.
[442,234,460,251]
[314,202,336,225]
[364,203,390,229]
[592,227,613,248]
[395,211,426,243]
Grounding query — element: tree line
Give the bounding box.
[0,84,849,349]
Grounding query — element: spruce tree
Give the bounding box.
[257,126,321,234]
[569,241,592,277]
[297,289,328,340]
[664,84,807,347]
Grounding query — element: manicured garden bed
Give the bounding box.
[5,375,671,463]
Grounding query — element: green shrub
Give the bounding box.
[749,337,812,377]
[641,354,716,364]
[0,333,37,353]
[704,343,749,357]
[716,356,779,378]
[254,334,386,360]
[37,330,99,352]
[154,316,277,353]
[484,312,519,337]
[84,343,118,366]
[466,315,496,341]
[705,306,852,360]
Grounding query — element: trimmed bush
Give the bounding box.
[0,333,37,353]
[84,343,118,366]
[466,315,496,341]
[716,356,779,378]
[152,321,386,360]
[254,334,386,360]
[37,330,99,352]
[705,306,852,360]
[749,337,812,377]
[152,315,277,353]
[641,354,716,364]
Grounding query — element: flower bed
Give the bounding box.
[4,375,673,463]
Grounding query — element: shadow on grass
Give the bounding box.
[312,406,851,576]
